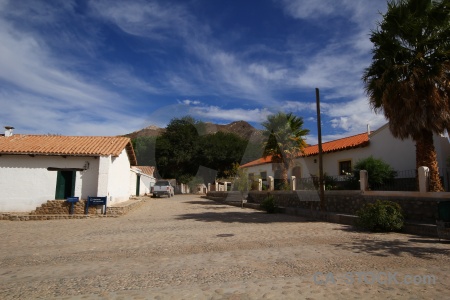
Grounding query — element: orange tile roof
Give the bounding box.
[302,132,369,157]
[240,132,369,167]
[240,156,274,168]
[133,166,155,177]
[0,135,137,165]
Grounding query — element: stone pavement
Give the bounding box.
[1,194,449,299]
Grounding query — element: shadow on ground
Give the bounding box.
[333,237,450,260]
[176,210,311,224]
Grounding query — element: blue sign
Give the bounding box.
[67,197,79,215]
[85,196,108,215]
[88,196,107,205]
[66,197,79,203]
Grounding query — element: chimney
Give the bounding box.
[367,124,371,135]
[4,126,14,137]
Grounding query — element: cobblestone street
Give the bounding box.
[1,195,449,299]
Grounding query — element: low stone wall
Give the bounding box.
[207,190,442,223]
[30,200,100,215]
[107,199,145,216]
[0,198,146,221]
[0,214,91,221]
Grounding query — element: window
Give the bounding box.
[248,173,254,181]
[260,172,267,181]
[339,160,352,175]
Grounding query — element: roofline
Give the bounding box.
[367,122,389,138]
[241,131,371,168]
[125,139,138,166]
[304,132,369,150]
[0,135,138,166]
[301,132,370,157]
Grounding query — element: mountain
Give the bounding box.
[125,125,165,139]
[125,120,263,141]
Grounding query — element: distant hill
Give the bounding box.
[125,125,165,139]
[125,120,263,141]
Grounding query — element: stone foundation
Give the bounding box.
[0,198,146,221]
[30,200,100,215]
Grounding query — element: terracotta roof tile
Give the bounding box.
[240,156,274,168]
[133,166,155,177]
[302,132,369,157]
[0,135,137,165]
[240,132,369,167]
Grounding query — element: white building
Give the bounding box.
[131,166,156,196]
[241,124,450,187]
[0,128,144,212]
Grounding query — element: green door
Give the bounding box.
[55,171,76,200]
[136,174,141,196]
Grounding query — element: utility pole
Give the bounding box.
[316,88,326,218]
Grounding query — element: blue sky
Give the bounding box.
[0,0,389,143]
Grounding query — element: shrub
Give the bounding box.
[250,181,260,190]
[353,156,396,190]
[356,200,404,232]
[260,195,278,213]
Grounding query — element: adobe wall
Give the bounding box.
[208,190,442,223]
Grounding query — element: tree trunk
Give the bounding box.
[416,130,444,192]
[281,166,289,189]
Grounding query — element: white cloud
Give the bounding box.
[324,98,387,134]
[0,15,146,136]
[248,63,287,81]
[278,0,386,29]
[0,90,147,136]
[90,0,192,40]
[281,101,317,112]
[91,0,278,105]
[189,105,272,123]
[179,99,201,105]
[103,65,161,94]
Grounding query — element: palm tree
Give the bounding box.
[262,112,310,189]
[362,0,450,192]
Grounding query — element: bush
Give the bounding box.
[353,156,396,189]
[356,200,404,232]
[260,195,278,213]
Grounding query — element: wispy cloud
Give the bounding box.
[278,0,385,29]
[0,0,389,140]
[178,99,201,105]
[189,105,272,123]
[0,10,146,135]
[90,0,193,40]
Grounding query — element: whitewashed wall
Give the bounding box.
[242,125,450,180]
[0,155,98,212]
[244,164,275,179]
[139,173,155,195]
[107,149,132,204]
[129,170,137,196]
[130,169,155,196]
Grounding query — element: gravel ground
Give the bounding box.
[1,194,449,299]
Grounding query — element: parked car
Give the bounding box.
[152,180,175,198]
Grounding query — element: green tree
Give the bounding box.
[261,112,310,188]
[132,136,157,166]
[198,131,248,178]
[155,116,203,183]
[362,0,450,191]
[353,156,397,189]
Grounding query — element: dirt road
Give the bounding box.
[1,195,449,299]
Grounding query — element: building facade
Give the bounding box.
[0,131,140,212]
[241,124,450,188]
